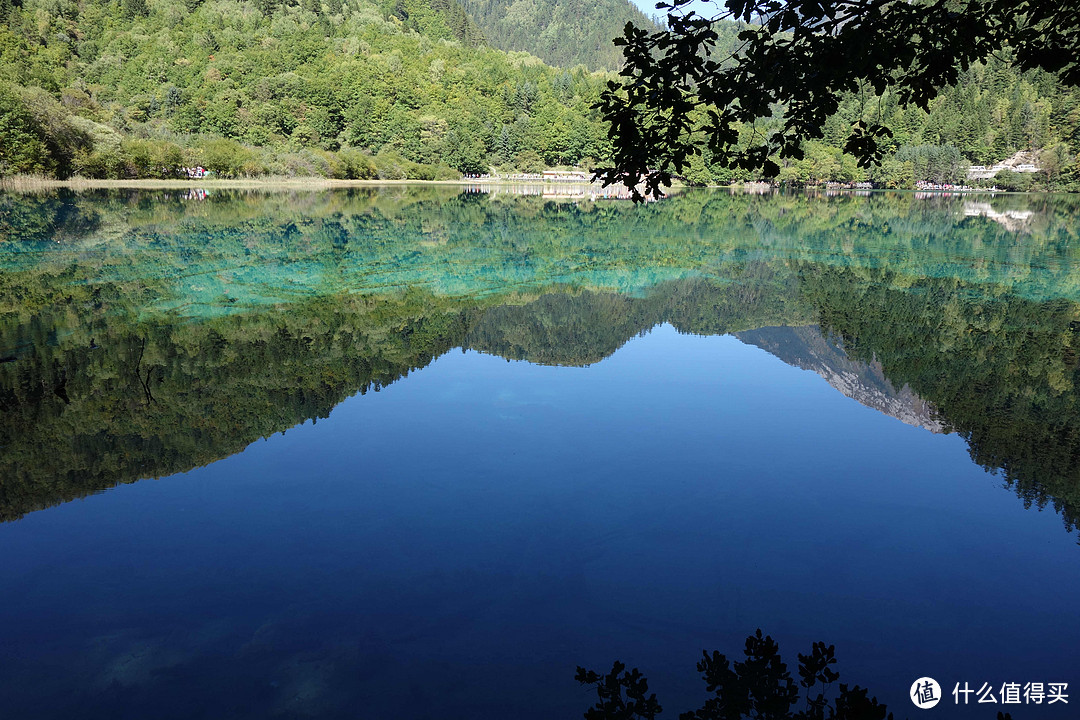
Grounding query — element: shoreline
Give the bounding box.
[0,176,485,191]
[0,175,680,199]
[0,176,1062,195]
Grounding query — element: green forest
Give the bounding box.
[0,0,614,180]
[768,50,1080,191]
[1,0,1079,187]
[457,0,658,71]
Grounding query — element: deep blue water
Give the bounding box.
[2,188,1079,719]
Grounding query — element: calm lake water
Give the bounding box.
[1,187,1079,719]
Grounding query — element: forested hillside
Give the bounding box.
[457,0,659,71]
[0,0,1078,187]
[0,0,612,179]
[672,22,1080,190]
[776,49,1080,190]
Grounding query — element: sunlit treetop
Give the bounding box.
[595,0,1080,199]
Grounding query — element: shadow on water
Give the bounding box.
[578,631,1022,720]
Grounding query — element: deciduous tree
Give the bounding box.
[595,0,1080,198]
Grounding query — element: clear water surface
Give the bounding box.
[1,187,1078,719]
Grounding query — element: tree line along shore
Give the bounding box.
[1,0,1078,191]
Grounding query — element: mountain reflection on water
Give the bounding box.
[2,186,1080,538]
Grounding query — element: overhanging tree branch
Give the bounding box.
[593,0,1080,199]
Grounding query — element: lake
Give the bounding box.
[1,186,1078,719]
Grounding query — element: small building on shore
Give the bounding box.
[967,151,1040,179]
[541,170,591,183]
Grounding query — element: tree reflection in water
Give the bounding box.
[2,187,1080,542]
[578,631,1021,720]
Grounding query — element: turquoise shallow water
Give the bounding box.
[1,187,1079,718]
